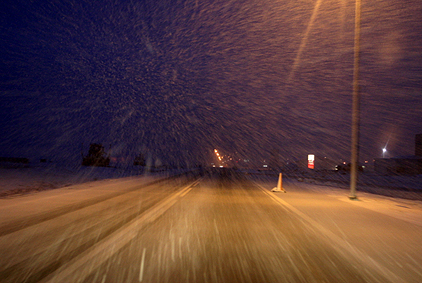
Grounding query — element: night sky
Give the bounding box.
[1,0,421,166]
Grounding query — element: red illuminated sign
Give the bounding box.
[308,154,315,169]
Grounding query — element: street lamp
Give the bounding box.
[349,0,362,200]
[382,148,387,158]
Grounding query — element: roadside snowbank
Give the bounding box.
[0,162,174,197]
[251,171,422,201]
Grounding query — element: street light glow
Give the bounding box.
[382,147,387,158]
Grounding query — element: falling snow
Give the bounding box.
[0,0,421,166]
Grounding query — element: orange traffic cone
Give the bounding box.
[271,173,286,193]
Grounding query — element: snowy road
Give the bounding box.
[0,170,421,282]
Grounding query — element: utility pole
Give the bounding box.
[350,0,361,200]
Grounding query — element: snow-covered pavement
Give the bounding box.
[1,170,421,282]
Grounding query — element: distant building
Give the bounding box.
[374,156,422,175]
[0,157,29,164]
[284,155,338,172]
[416,134,422,156]
[374,134,422,175]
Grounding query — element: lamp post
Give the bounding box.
[382,148,387,158]
[349,0,362,200]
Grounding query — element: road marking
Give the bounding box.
[139,248,146,282]
[256,183,407,283]
[41,179,200,283]
[180,179,200,197]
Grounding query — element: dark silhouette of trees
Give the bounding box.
[82,143,110,167]
[133,153,146,166]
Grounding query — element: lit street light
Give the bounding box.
[382,148,387,158]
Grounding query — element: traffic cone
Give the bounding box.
[271,173,286,193]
